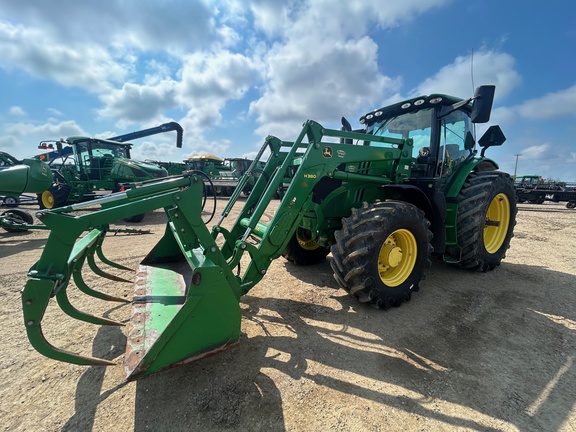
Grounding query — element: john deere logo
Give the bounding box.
[323,146,333,158]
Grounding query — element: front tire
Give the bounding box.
[331,201,433,309]
[449,171,517,271]
[38,183,70,209]
[282,228,330,265]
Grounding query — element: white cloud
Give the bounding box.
[9,106,26,116]
[521,143,552,160]
[247,0,451,139]
[0,0,221,53]
[515,84,576,119]
[4,120,86,138]
[0,22,130,91]
[413,50,522,101]
[98,80,179,126]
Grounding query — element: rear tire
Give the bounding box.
[448,171,517,271]
[566,201,576,209]
[331,201,432,310]
[282,228,330,265]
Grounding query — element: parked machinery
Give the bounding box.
[20,85,517,380]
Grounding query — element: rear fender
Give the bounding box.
[444,157,499,199]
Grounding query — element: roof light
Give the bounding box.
[414,99,425,106]
[375,111,383,117]
[366,114,374,120]
[429,97,443,104]
[401,103,411,109]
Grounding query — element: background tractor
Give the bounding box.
[36,122,183,209]
[20,85,517,380]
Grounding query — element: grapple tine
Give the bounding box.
[55,287,125,326]
[87,252,133,283]
[72,260,131,303]
[95,232,133,271]
[22,278,116,366]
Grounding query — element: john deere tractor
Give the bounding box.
[36,122,183,209]
[20,85,516,380]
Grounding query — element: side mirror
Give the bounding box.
[478,125,506,157]
[471,85,495,123]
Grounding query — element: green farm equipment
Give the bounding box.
[36,122,183,209]
[152,155,267,196]
[21,85,517,380]
[0,151,54,232]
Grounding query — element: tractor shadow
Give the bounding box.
[0,236,48,259]
[127,261,575,431]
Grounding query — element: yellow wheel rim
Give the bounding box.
[296,230,320,251]
[41,190,55,209]
[378,229,417,287]
[484,193,511,253]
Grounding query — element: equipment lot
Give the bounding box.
[0,199,574,431]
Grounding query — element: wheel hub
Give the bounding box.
[380,243,403,268]
[41,190,55,209]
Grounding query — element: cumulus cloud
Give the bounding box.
[0,21,130,91]
[98,80,179,126]
[0,0,221,53]
[248,0,451,139]
[4,120,86,138]
[515,84,576,119]
[413,50,522,101]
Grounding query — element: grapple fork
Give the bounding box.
[21,175,245,379]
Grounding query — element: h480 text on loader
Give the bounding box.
[20,85,517,380]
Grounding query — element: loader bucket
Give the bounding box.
[21,174,244,380]
[124,224,242,380]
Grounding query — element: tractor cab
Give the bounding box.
[361,85,497,181]
[67,137,131,181]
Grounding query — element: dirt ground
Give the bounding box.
[0,198,574,432]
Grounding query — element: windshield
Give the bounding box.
[370,108,433,155]
[91,142,128,158]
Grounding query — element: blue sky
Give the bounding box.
[1,0,575,181]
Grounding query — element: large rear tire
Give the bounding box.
[282,228,330,265]
[331,201,433,310]
[448,171,517,271]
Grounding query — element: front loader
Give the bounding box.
[21,85,517,380]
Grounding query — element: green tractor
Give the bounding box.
[36,122,183,209]
[20,85,516,380]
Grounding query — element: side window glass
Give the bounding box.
[441,111,471,162]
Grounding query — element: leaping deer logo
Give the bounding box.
[323,146,333,158]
